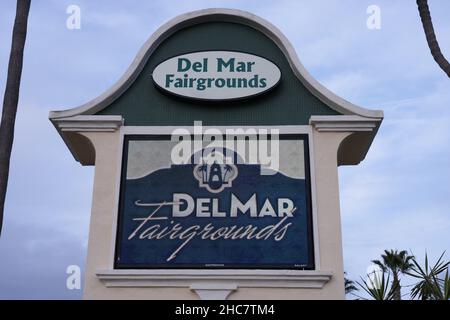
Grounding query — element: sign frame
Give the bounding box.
[113,128,317,270]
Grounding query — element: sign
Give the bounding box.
[115,135,315,269]
[152,51,281,100]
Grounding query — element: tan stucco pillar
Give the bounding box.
[310,130,352,299]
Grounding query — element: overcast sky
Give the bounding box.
[0,0,449,299]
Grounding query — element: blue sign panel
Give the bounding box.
[115,135,315,269]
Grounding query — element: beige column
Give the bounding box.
[311,130,351,299]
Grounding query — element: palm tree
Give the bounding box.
[407,252,450,300]
[222,164,233,181]
[356,270,396,300]
[416,0,450,77]
[372,249,414,300]
[0,0,31,236]
[344,272,358,296]
[437,270,450,300]
[197,164,208,183]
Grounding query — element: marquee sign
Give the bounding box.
[152,51,281,100]
[115,135,315,269]
[49,8,384,299]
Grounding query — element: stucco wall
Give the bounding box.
[81,127,348,300]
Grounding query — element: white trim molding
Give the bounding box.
[120,124,312,135]
[309,115,382,166]
[52,115,124,132]
[309,115,380,132]
[49,115,124,165]
[96,269,333,290]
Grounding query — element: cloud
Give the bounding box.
[1,0,449,299]
[340,82,450,298]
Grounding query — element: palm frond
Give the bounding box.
[356,271,395,300]
[407,251,450,300]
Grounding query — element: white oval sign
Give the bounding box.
[152,51,281,100]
